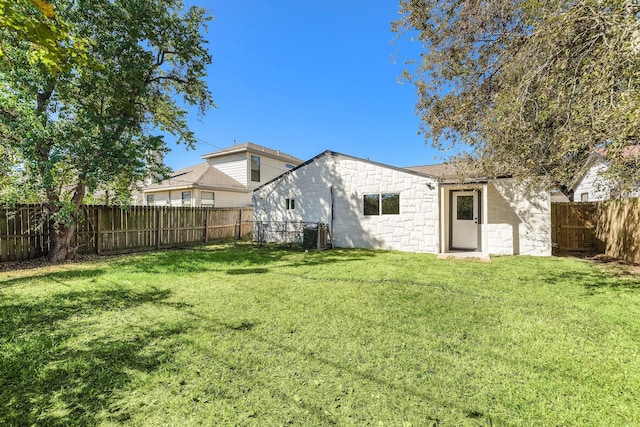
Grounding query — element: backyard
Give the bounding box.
[1,245,639,426]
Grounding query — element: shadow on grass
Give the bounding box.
[0,286,183,426]
[112,245,292,274]
[227,268,269,275]
[111,245,378,274]
[0,267,107,290]
[539,264,640,292]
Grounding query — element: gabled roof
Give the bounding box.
[143,163,249,193]
[201,142,303,164]
[254,149,504,192]
[571,144,640,191]
[255,150,493,192]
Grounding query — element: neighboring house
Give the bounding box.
[137,142,302,207]
[571,145,640,202]
[253,151,551,256]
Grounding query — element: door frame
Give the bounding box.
[449,189,482,251]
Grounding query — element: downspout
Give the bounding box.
[330,186,335,249]
[439,183,446,254]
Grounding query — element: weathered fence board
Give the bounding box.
[594,198,640,264]
[551,202,599,252]
[0,205,253,262]
[552,199,640,264]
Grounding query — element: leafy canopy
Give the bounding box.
[0,0,213,206]
[0,0,214,260]
[0,0,89,72]
[394,0,640,193]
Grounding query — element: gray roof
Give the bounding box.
[201,142,303,164]
[404,162,489,183]
[144,163,248,193]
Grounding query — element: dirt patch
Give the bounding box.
[588,253,640,277]
[553,249,640,276]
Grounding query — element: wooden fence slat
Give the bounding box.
[0,205,253,262]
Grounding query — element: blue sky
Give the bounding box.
[166,1,450,170]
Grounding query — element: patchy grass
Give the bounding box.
[1,245,639,426]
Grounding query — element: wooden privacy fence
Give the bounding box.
[551,202,600,252]
[594,198,640,264]
[0,205,253,262]
[552,199,640,264]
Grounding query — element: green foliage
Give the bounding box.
[0,0,89,73]
[394,0,640,192]
[1,246,639,425]
[0,0,214,259]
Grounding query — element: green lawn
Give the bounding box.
[1,245,639,426]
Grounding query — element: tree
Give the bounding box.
[393,0,640,194]
[0,0,87,72]
[0,0,213,261]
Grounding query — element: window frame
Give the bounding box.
[381,193,400,215]
[363,193,401,216]
[201,191,215,207]
[285,198,295,210]
[181,191,192,207]
[251,155,261,182]
[146,194,155,206]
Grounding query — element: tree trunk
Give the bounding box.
[47,219,78,262]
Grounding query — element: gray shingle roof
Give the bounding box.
[404,162,488,183]
[144,163,248,192]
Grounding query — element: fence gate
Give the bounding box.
[551,202,600,252]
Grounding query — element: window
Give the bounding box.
[285,164,295,169]
[580,193,589,202]
[286,198,295,210]
[181,191,192,207]
[381,194,400,215]
[363,194,380,216]
[456,195,474,220]
[251,155,261,182]
[201,191,215,207]
[364,193,400,216]
[146,194,155,206]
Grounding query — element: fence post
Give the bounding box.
[203,209,208,243]
[155,207,161,250]
[96,207,102,255]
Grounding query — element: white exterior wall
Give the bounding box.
[207,155,248,186]
[486,179,551,256]
[212,190,252,207]
[573,162,610,202]
[248,155,295,190]
[208,152,297,190]
[144,188,251,207]
[254,154,440,253]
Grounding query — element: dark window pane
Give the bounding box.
[285,198,295,210]
[363,194,380,215]
[251,155,260,182]
[381,193,400,215]
[456,195,474,220]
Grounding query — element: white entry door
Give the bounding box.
[451,191,478,250]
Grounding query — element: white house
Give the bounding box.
[138,142,302,207]
[253,151,551,256]
[571,146,640,202]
